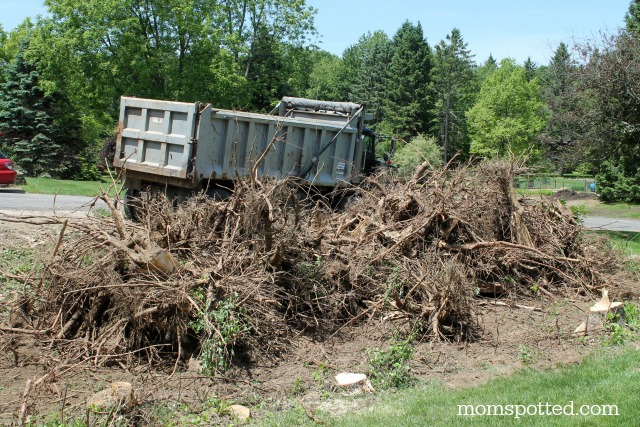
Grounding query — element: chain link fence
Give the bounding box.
[515,176,596,192]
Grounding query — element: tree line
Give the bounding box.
[1,0,640,202]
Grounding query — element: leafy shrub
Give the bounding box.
[572,162,597,177]
[190,292,248,375]
[596,161,640,203]
[367,338,415,388]
[392,134,443,179]
[99,136,117,170]
[606,302,640,345]
[569,204,589,222]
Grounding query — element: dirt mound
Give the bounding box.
[0,161,620,380]
[551,188,599,201]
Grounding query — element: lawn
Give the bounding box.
[590,202,640,220]
[595,230,640,257]
[259,347,640,426]
[20,176,122,197]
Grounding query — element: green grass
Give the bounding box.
[20,176,122,197]
[515,188,556,197]
[595,230,640,257]
[591,202,640,220]
[0,248,42,298]
[258,347,640,427]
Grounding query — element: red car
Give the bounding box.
[0,151,17,185]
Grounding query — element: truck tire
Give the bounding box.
[331,190,360,211]
[123,188,142,221]
[206,187,232,200]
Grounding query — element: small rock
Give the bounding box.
[228,404,251,420]
[86,382,133,410]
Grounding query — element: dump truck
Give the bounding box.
[113,96,392,205]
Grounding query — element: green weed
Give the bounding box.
[0,248,40,292]
[295,257,324,281]
[517,344,537,366]
[189,292,249,375]
[311,361,331,385]
[605,302,640,346]
[367,338,415,389]
[570,204,590,222]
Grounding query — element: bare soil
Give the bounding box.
[1,218,637,425]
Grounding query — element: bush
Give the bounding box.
[99,136,117,171]
[392,134,443,179]
[367,338,415,388]
[190,292,249,375]
[596,161,640,203]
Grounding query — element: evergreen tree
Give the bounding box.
[540,42,580,173]
[626,0,640,35]
[0,39,58,176]
[524,57,538,82]
[0,25,7,64]
[477,53,498,83]
[0,38,84,177]
[382,21,433,141]
[341,31,392,126]
[431,28,477,161]
[484,54,498,68]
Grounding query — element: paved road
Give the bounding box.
[582,216,640,233]
[0,189,108,215]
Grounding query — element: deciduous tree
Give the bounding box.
[467,59,546,158]
[574,32,640,201]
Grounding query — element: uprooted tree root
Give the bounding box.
[0,160,621,373]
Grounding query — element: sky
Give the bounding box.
[0,0,631,66]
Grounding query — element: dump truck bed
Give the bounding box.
[114,97,364,190]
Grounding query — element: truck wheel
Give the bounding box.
[331,191,360,211]
[124,189,142,221]
[206,187,232,200]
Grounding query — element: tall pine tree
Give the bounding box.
[524,57,538,82]
[431,28,477,161]
[341,31,392,126]
[540,42,580,173]
[382,21,433,141]
[626,0,640,34]
[477,54,498,82]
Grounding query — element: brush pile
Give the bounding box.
[2,160,619,371]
